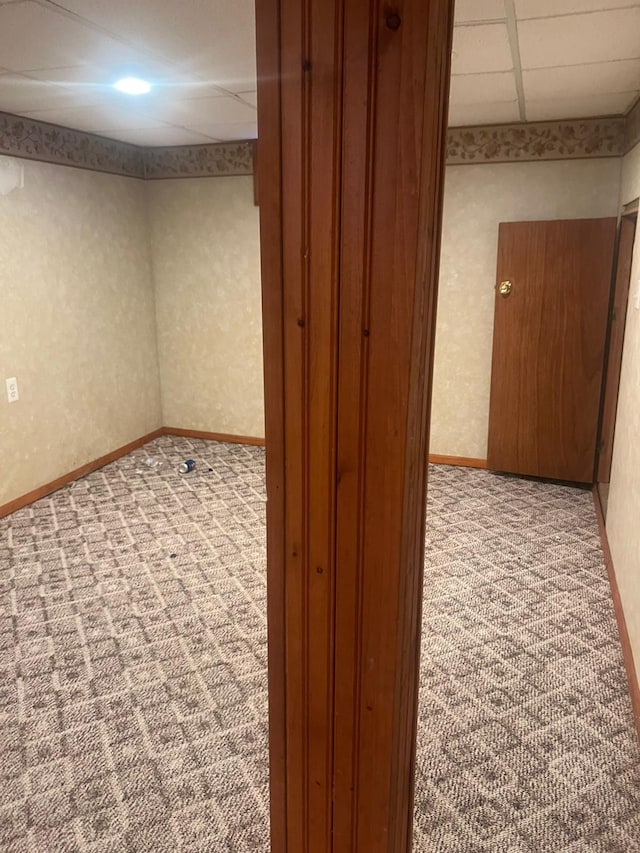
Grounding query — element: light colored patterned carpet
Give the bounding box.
[1,437,269,853]
[0,436,638,852]
[415,467,640,853]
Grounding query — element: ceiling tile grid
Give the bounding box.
[450,0,640,128]
[0,0,638,142]
[0,0,258,145]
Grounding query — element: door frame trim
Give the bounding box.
[596,207,638,487]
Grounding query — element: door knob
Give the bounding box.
[499,280,513,297]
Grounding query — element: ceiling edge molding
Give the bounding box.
[144,140,255,179]
[0,110,255,180]
[447,117,626,165]
[0,110,634,177]
[625,97,640,155]
[0,111,145,178]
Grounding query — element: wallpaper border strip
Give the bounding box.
[0,111,145,178]
[144,141,255,179]
[446,117,626,165]
[0,110,255,180]
[1,109,638,179]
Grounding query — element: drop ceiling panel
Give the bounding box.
[237,91,257,108]
[22,68,232,116]
[23,61,200,90]
[23,104,166,133]
[48,0,257,92]
[177,57,256,94]
[0,2,146,72]
[516,0,640,20]
[523,59,640,101]
[150,95,256,127]
[110,126,218,146]
[454,0,506,23]
[133,93,258,139]
[186,121,258,141]
[160,80,229,100]
[452,24,513,74]
[449,100,521,127]
[519,8,640,69]
[15,64,202,114]
[526,91,637,121]
[450,72,518,105]
[23,65,120,86]
[44,0,197,59]
[0,0,637,143]
[0,74,96,113]
[112,92,222,127]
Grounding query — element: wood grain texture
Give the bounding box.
[428,455,488,469]
[256,0,454,850]
[593,488,640,742]
[597,214,637,484]
[334,5,453,851]
[0,429,163,519]
[255,1,287,849]
[253,142,260,207]
[163,427,265,446]
[488,218,617,483]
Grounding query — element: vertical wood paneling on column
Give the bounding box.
[389,4,454,848]
[274,0,343,850]
[305,0,342,848]
[279,0,306,843]
[257,0,453,850]
[332,0,376,847]
[351,3,421,842]
[254,1,287,850]
[333,1,454,851]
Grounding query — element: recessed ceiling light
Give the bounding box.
[113,77,151,95]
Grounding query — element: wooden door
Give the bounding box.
[487,218,616,483]
[597,213,638,486]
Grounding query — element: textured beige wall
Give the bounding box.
[431,158,622,459]
[147,162,622,453]
[0,156,162,507]
[1,157,628,507]
[607,143,640,684]
[147,176,264,438]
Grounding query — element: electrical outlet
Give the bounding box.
[6,377,18,403]
[635,279,640,311]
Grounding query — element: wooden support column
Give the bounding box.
[255,1,454,851]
